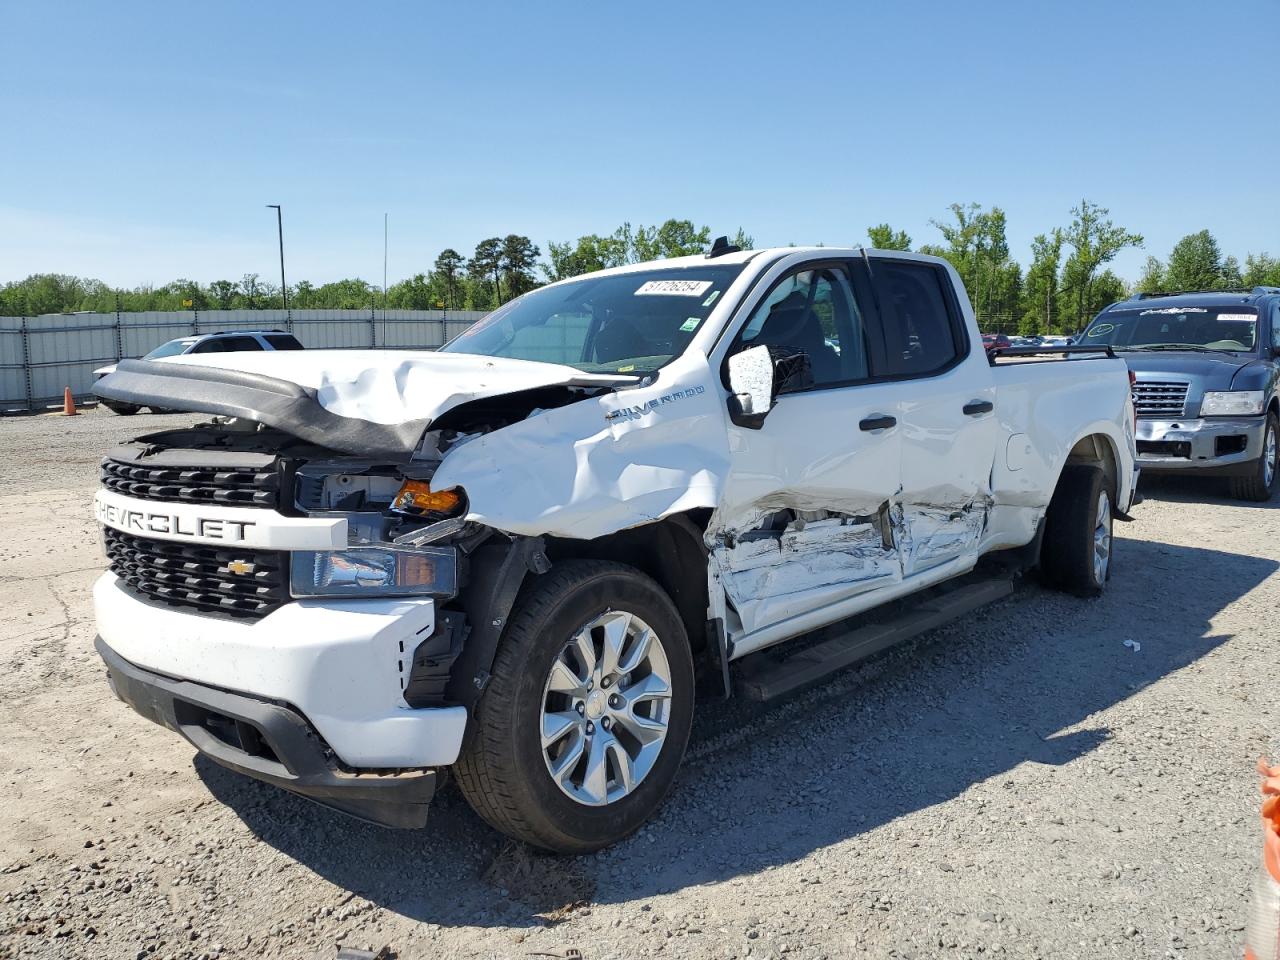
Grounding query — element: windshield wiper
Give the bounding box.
[1123,343,1222,353]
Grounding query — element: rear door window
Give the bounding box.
[871,260,963,377]
[265,334,305,350]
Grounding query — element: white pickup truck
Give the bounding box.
[93,245,1137,852]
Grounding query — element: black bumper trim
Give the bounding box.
[95,636,436,829]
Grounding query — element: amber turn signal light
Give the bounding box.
[391,480,463,516]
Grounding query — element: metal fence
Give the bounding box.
[0,308,487,412]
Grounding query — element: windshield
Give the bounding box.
[143,339,195,359]
[1079,306,1258,352]
[441,265,745,374]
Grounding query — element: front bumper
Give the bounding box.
[1135,416,1265,474]
[93,572,468,768]
[97,637,436,828]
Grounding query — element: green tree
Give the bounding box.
[1163,229,1233,291]
[928,203,1020,329]
[165,278,208,311]
[468,238,504,308]
[207,280,239,309]
[500,234,541,299]
[543,232,632,280]
[1018,231,1063,336]
[310,278,374,309]
[239,273,264,309]
[1244,253,1280,288]
[433,248,465,309]
[866,223,912,251]
[653,219,710,258]
[731,227,754,251]
[387,273,434,309]
[1060,200,1143,329]
[1136,256,1165,293]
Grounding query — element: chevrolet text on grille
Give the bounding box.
[94,500,257,541]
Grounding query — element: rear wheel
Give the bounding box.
[102,401,141,416]
[1229,412,1278,502]
[1040,464,1112,597]
[454,560,694,853]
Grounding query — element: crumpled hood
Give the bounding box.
[94,349,638,459]
[164,350,636,425]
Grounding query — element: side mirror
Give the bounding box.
[725,344,811,428]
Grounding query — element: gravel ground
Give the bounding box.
[1,405,1276,960]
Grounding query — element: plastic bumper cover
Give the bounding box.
[1135,416,1265,473]
[97,636,436,828]
[93,572,468,768]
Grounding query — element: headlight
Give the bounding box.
[1200,390,1265,416]
[290,546,457,599]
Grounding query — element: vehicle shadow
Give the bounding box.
[1138,471,1280,508]
[196,535,1275,930]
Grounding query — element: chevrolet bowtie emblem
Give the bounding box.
[226,560,256,576]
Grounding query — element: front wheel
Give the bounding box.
[1039,464,1112,597]
[102,400,141,416]
[1229,412,1278,502]
[454,560,694,853]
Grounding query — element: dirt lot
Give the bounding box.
[1,405,1277,960]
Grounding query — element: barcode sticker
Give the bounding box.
[635,280,714,296]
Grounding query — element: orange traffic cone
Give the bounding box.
[1244,757,1280,959]
[62,387,77,416]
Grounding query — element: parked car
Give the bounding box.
[94,330,304,415]
[981,332,1011,354]
[92,246,1137,852]
[1080,286,1280,500]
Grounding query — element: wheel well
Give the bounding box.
[543,510,711,655]
[1063,433,1119,506]
[1269,396,1279,418]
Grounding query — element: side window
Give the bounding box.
[738,266,869,386]
[265,334,304,350]
[188,338,224,354]
[872,260,962,376]
[218,336,264,352]
[1272,305,1280,352]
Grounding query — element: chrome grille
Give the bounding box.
[1132,380,1189,419]
[100,457,279,508]
[104,527,288,619]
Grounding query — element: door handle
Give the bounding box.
[859,414,897,432]
[962,400,994,416]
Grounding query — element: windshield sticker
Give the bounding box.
[1140,307,1206,315]
[1086,323,1115,337]
[679,317,700,332]
[635,280,714,297]
[702,289,722,308]
[1218,313,1256,322]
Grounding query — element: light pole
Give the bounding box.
[265,204,289,330]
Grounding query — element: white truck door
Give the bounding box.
[710,259,906,639]
[869,256,998,576]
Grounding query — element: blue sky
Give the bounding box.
[2,0,1276,288]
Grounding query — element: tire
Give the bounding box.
[1039,463,1112,598]
[103,401,141,416]
[454,559,694,853]
[1228,412,1278,502]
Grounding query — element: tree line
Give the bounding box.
[4,208,1277,335]
[869,200,1280,335]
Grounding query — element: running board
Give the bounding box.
[735,578,1014,701]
